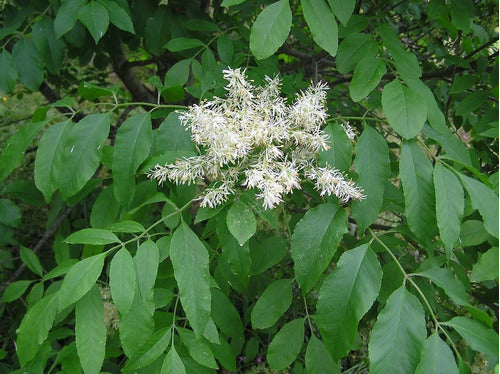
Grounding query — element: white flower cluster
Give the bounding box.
[149,68,364,209]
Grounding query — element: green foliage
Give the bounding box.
[0,0,498,373]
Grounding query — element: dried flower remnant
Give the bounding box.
[149,68,364,209]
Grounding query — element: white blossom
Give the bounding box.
[149,68,364,208]
[341,122,356,141]
[306,165,365,202]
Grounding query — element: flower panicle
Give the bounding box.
[149,67,364,209]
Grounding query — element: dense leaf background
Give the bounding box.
[0,0,498,373]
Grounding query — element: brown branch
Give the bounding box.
[464,37,499,60]
[109,45,156,106]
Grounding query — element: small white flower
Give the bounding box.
[200,182,234,208]
[341,122,356,141]
[257,177,284,210]
[306,165,365,202]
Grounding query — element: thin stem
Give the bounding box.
[328,116,387,123]
[369,228,461,359]
[171,294,180,346]
[303,295,315,334]
[104,198,195,257]
[96,102,188,110]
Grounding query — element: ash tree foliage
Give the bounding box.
[0,0,498,373]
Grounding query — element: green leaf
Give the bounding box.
[12,38,44,90]
[471,247,499,282]
[203,317,220,344]
[90,186,120,228]
[328,0,355,26]
[450,75,476,94]
[318,123,353,172]
[458,174,499,238]
[54,0,85,37]
[249,0,292,60]
[305,335,339,374]
[184,19,220,32]
[1,280,33,302]
[449,0,474,31]
[226,201,256,245]
[251,279,293,329]
[58,253,106,310]
[165,38,205,52]
[350,56,386,102]
[171,222,211,338]
[291,203,347,294]
[119,288,155,357]
[433,164,464,252]
[369,286,426,374]
[153,112,196,155]
[0,121,44,182]
[99,0,134,33]
[0,50,17,93]
[316,244,382,360]
[34,120,72,202]
[108,220,145,233]
[57,113,110,199]
[1,180,44,207]
[164,59,191,88]
[415,266,469,306]
[219,212,252,290]
[113,113,152,208]
[144,8,170,55]
[351,126,390,232]
[250,236,287,275]
[78,82,115,100]
[221,0,246,6]
[32,18,65,74]
[161,345,186,374]
[162,199,181,230]
[378,23,421,81]
[455,91,489,116]
[134,240,159,299]
[124,327,171,370]
[460,220,489,247]
[209,336,236,371]
[109,248,136,315]
[211,289,244,339]
[65,228,119,245]
[16,292,59,366]
[42,259,78,281]
[407,79,448,135]
[415,333,458,374]
[20,246,44,276]
[382,80,427,139]
[336,33,378,74]
[178,328,218,369]
[78,1,109,44]
[217,35,234,64]
[443,317,499,360]
[302,0,338,57]
[75,285,106,374]
[0,198,20,227]
[267,318,305,370]
[400,141,437,243]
